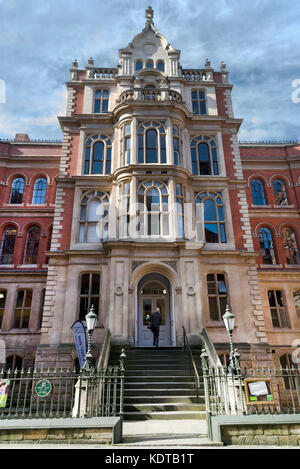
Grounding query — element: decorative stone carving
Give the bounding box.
[163,261,178,272]
[186,285,196,296]
[132,261,147,273]
[114,284,124,296]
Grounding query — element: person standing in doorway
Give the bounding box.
[150,306,162,348]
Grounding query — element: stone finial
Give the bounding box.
[72,59,78,69]
[220,61,227,71]
[145,6,154,24]
[88,57,94,66]
[205,58,211,68]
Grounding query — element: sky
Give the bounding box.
[0,0,299,142]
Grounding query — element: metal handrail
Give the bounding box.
[182,326,201,400]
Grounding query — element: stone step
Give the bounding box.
[123,388,199,396]
[124,403,206,412]
[124,396,205,404]
[124,376,196,382]
[120,435,223,447]
[124,381,197,388]
[125,370,194,376]
[123,411,206,421]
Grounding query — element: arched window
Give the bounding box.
[138,122,166,164]
[191,136,218,175]
[195,192,226,243]
[32,177,47,204]
[9,177,25,204]
[273,179,289,205]
[23,226,40,264]
[135,60,143,71]
[282,227,300,264]
[0,226,17,264]
[146,59,154,68]
[251,179,266,205]
[84,135,112,175]
[191,90,207,115]
[78,190,109,243]
[258,227,276,264]
[137,181,169,237]
[94,89,109,113]
[156,60,165,72]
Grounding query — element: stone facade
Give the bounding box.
[0,8,299,371]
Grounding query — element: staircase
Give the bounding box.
[109,346,206,421]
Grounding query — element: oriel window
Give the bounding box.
[137,180,169,237]
[138,122,166,164]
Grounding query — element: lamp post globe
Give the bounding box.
[222,305,236,372]
[83,305,97,373]
[85,305,98,332]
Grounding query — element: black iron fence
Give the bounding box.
[201,349,300,417]
[0,363,125,420]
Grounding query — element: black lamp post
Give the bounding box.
[83,305,98,373]
[222,305,236,372]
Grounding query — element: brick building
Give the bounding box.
[0,8,299,370]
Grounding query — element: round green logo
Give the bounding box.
[35,379,52,397]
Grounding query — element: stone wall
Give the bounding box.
[221,424,300,446]
[0,427,114,444]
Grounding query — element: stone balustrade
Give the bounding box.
[181,69,213,81]
[119,88,183,104]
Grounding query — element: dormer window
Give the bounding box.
[192,90,207,115]
[94,90,109,113]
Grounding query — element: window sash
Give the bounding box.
[14,290,32,329]
[79,273,100,321]
[207,274,228,321]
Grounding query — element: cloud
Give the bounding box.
[0,0,299,141]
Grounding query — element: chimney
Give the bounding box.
[14,134,30,142]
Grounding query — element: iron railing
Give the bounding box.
[0,360,125,420]
[182,326,201,400]
[200,348,300,437]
